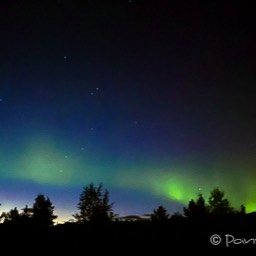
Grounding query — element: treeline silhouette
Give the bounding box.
[1,183,256,250]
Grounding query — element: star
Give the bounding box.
[90,92,94,96]
[63,56,67,60]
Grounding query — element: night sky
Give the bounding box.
[0,0,255,222]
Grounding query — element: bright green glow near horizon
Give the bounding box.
[118,164,256,214]
[245,203,256,213]
[167,183,184,201]
[242,181,256,213]
[152,172,208,204]
[159,172,256,213]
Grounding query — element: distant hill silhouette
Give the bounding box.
[118,215,150,221]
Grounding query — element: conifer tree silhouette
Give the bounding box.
[32,194,57,226]
[151,205,169,222]
[74,183,115,223]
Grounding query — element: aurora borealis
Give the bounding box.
[0,1,255,222]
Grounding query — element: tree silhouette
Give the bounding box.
[16,205,34,225]
[183,193,209,218]
[151,205,169,222]
[170,211,184,221]
[73,183,115,223]
[240,204,246,214]
[21,205,33,218]
[208,187,234,216]
[3,207,20,224]
[32,194,57,226]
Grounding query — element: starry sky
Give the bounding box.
[0,0,255,222]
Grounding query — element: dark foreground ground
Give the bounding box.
[1,214,256,252]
